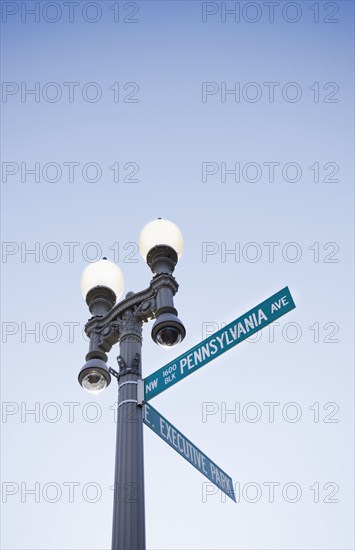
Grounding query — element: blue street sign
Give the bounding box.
[144,286,295,401]
[143,403,236,502]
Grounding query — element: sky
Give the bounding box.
[1,1,354,549]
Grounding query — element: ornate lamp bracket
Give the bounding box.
[84,273,179,357]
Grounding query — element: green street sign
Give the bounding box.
[144,286,296,401]
[144,403,236,502]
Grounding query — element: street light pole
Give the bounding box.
[111,311,145,550]
[77,219,186,550]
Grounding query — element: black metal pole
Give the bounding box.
[111,313,146,550]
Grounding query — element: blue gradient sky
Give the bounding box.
[1,1,354,549]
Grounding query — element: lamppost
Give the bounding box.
[78,219,186,550]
